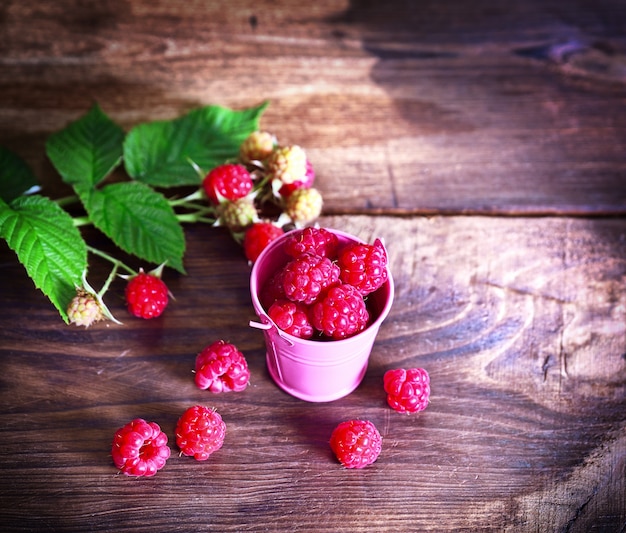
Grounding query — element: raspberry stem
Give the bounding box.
[77,247,146,325]
[168,188,206,206]
[55,194,81,208]
[77,270,123,325]
[169,187,218,224]
[99,261,120,299]
[72,216,92,227]
[86,245,136,276]
[176,212,217,224]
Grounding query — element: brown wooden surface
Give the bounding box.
[1,1,625,532]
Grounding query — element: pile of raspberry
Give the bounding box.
[260,226,389,341]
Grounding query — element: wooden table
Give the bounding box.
[1,1,625,531]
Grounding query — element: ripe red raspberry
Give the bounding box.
[279,159,315,196]
[337,238,389,296]
[111,418,171,477]
[268,299,314,339]
[195,340,251,393]
[330,419,382,469]
[67,289,104,327]
[383,368,431,413]
[125,269,169,319]
[312,283,369,340]
[243,222,284,263]
[281,253,340,305]
[203,163,253,205]
[239,131,275,163]
[285,187,323,225]
[284,227,339,259]
[259,269,287,310]
[267,145,307,185]
[175,405,226,461]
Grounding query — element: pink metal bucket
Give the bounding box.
[249,228,394,402]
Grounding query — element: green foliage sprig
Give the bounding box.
[0,101,268,323]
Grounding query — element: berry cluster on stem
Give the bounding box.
[66,131,323,327]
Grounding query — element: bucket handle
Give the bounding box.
[249,317,295,347]
[249,315,293,384]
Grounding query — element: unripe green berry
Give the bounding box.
[240,131,275,163]
[218,197,258,232]
[268,145,307,185]
[285,187,323,225]
[67,290,104,327]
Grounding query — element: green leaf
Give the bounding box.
[45,103,125,189]
[124,101,269,187]
[79,181,186,273]
[0,195,87,322]
[0,146,40,203]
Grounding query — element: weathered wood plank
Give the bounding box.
[1,1,625,530]
[1,0,625,215]
[0,215,623,531]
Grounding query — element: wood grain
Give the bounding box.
[1,216,624,532]
[1,0,625,214]
[0,0,625,531]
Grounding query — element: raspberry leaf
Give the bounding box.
[0,195,87,323]
[78,182,186,273]
[45,103,125,189]
[0,147,41,203]
[123,102,269,187]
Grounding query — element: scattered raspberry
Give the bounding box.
[111,418,171,477]
[281,253,340,305]
[218,197,258,233]
[268,299,315,339]
[195,340,251,393]
[175,405,226,461]
[67,289,104,327]
[285,187,323,226]
[203,164,253,205]
[284,227,339,259]
[125,269,169,319]
[243,222,284,263]
[279,159,316,196]
[330,419,382,469]
[383,368,431,413]
[240,131,275,163]
[267,145,307,185]
[337,238,389,296]
[312,283,369,340]
[259,269,287,309]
